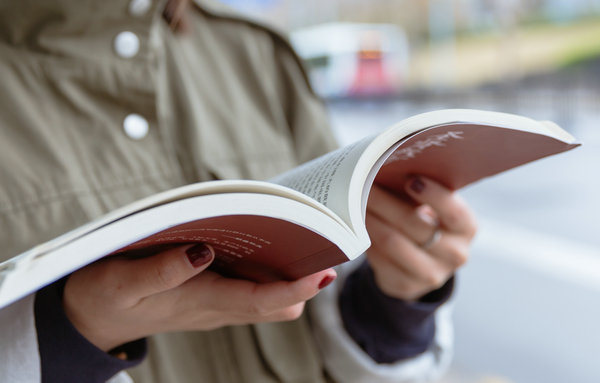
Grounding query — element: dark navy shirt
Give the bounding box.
[35,279,146,383]
[339,261,453,363]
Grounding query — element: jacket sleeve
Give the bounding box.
[0,295,41,383]
[339,261,454,363]
[308,261,454,383]
[0,293,141,383]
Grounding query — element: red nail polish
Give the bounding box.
[186,244,213,267]
[318,274,336,290]
[409,177,425,194]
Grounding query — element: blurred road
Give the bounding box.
[327,95,600,383]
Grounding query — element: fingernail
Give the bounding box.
[186,244,213,267]
[409,177,425,194]
[318,274,336,290]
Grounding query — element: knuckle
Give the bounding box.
[458,204,478,238]
[425,271,447,289]
[276,305,305,321]
[245,285,275,317]
[84,261,131,305]
[95,261,125,291]
[246,301,271,317]
[386,280,410,297]
[449,247,469,268]
[151,259,181,290]
[443,196,476,232]
[465,217,478,239]
[379,229,403,251]
[444,209,463,230]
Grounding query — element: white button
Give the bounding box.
[114,31,140,58]
[123,114,149,140]
[129,0,152,16]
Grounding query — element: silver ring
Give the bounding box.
[421,226,442,249]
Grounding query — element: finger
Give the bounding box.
[367,185,435,244]
[213,268,337,317]
[427,232,471,269]
[256,302,307,323]
[405,176,477,237]
[250,268,336,314]
[117,243,215,301]
[367,248,436,300]
[366,213,448,288]
[152,268,335,331]
[367,203,469,271]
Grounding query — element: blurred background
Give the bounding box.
[222,1,600,382]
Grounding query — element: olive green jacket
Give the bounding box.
[0,1,452,382]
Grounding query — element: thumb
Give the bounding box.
[123,243,215,299]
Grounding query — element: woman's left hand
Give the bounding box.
[365,176,477,301]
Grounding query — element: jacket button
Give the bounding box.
[114,31,140,58]
[123,114,149,140]
[129,0,152,16]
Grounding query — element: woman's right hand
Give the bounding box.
[62,244,337,352]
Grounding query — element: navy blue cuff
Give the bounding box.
[34,278,147,383]
[339,261,454,363]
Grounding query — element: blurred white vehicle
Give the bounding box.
[290,23,410,99]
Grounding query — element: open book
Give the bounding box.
[0,109,579,309]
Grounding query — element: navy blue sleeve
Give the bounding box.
[34,278,147,383]
[339,261,454,363]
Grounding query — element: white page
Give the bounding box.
[271,135,377,229]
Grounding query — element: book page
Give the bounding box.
[271,135,377,228]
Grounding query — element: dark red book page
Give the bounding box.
[374,124,578,193]
[114,215,347,283]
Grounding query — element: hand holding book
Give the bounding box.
[59,174,471,354]
[62,243,337,352]
[366,177,476,301]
